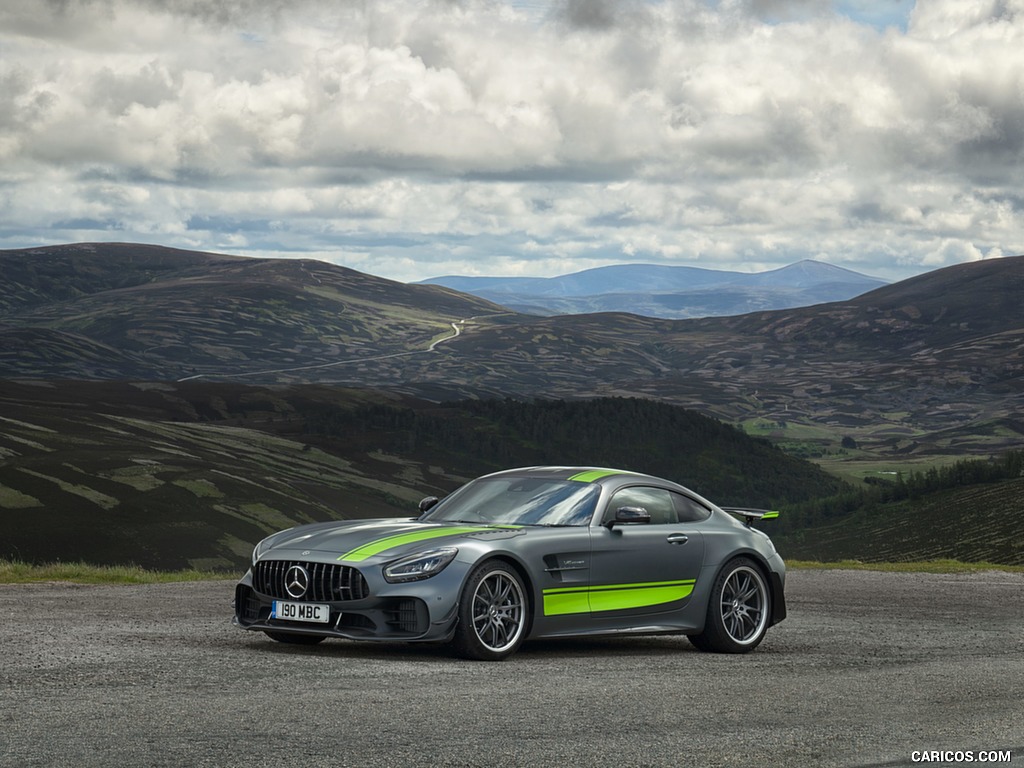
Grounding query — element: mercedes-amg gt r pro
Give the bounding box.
[233,466,786,660]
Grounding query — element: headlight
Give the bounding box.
[383,547,458,583]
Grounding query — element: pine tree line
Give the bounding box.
[301,396,847,506]
[778,449,1024,531]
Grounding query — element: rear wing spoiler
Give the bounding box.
[722,507,780,527]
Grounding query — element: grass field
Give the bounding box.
[814,453,968,485]
[0,559,239,584]
[2,558,1021,585]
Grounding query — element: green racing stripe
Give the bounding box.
[543,579,696,616]
[338,525,520,562]
[568,469,624,483]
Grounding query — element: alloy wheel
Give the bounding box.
[470,569,526,653]
[719,565,768,645]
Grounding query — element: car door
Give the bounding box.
[587,485,706,618]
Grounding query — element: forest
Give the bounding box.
[302,396,848,507]
[777,450,1024,532]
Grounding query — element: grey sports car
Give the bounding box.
[233,466,786,660]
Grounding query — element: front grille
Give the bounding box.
[254,560,369,602]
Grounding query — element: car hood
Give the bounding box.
[262,518,531,565]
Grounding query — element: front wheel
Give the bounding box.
[689,557,770,653]
[451,561,528,661]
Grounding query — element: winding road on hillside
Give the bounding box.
[1,569,1021,767]
[176,316,479,383]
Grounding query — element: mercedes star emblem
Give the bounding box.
[284,564,310,599]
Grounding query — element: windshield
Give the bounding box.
[423,477,600,527]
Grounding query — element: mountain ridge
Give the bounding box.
[417,259,888,317]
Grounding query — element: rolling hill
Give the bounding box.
[2,243,1023,459]
[0,242,509,380]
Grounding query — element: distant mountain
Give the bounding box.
[417,260,888,318]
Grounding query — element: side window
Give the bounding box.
[672,492,712,523]
[604,487,677,525]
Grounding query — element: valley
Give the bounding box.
[2,243,1023,568]
[6,244,1020,461]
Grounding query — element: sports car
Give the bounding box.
[233,466,786,660]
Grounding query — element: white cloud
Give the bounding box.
[0,0,1022,282]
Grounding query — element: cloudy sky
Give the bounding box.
[1,0,1022,283]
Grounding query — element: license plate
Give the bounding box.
[271,600,330,624]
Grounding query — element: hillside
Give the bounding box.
[392,258,1024,457]
[2,244,1023,459]
[0,380,843,570]
[775,477,1024,565]
[0,242,508,380]
[419,260,888,318]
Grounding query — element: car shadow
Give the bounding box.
[235,631,698,662]
[520,634,698,658]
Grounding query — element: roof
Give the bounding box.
[484,465,653,484]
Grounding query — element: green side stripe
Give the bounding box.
[339,526,485,562]
[762,511,780,519]
[544,590,590,616]
[568,469,623,483]
[545,579,695,595]
[543,579,696,616]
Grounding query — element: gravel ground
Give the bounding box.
[0,569,1021,768]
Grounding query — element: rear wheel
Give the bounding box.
[451,561,528,661]
[264,631,326,645]
[689,557,770,653]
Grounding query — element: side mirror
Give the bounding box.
[418,496,440,513]
[606,506,651,529]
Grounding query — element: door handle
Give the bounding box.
[667,533,689,545]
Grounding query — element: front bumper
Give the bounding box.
[232,561,462,643]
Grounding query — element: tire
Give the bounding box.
[264,631,326,645]
[451,561,529,661]
[689,557,770,654]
